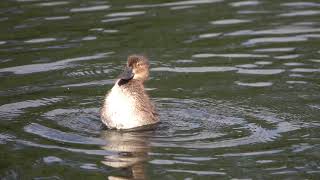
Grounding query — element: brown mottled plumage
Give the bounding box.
[100,55,159,130]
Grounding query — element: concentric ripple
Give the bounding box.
[6,98,301,153]
[0,96,304,180]
[151,98,300,149]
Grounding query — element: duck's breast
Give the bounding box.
[103,84,140,129]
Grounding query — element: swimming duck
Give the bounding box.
[100,55,159,130]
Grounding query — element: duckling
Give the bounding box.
[100,55,159,130]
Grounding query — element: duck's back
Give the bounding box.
[100,79,158,129]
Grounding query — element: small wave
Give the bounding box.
[289,74,304,77]
[279,10,320,17]
[290,68,319,73]
[0,52,112,74]
[101,17,131,23]
[286,81,307,84]
[243,36,307,45]
[211,19,251,25]
[218,149,283,157]
[170,5,195,10]
[310,59,320,63]
[0,97,63,120]
[24,38,57,44]
[237,69,285,75]
[62,79,114,88]
[166,169,226,175]
[44,16,70,21]
[192,53,268,58]
[235,81,273,87]
[283,62,305,66]
[37,1,69,7]
[237,10,269,14]
[64,66,112,78]
[275,54,300,59]
[106,11,145,17]
[227,26,320,36]
[80,163,98,170]
[43,156,63,163]
[253,47,295,53]
[127,0,223,8]
[70,5,110,13]
[230,1,260,7]
[236,64,258,68]
[81,36,97,41]
[150,159,197,165]
[255,61,273,65]
[198,33,221,39]
[24,123,106,145]
[151,66,237,73]
[281,2,320,7]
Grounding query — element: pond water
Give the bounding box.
[0,0,320,179]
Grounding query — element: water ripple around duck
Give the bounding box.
[151,98,300,149]
[11,98,301,153]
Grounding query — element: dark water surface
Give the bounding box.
[0,0,320,179]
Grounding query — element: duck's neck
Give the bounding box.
[117,78,145,87]
[118,79,131,86]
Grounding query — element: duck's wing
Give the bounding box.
[150,101,159,117]
[124,80,159,122]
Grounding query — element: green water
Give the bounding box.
[0,0,320,179]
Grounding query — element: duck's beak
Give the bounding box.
[120,67,134,80]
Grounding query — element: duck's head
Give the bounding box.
[119,55,150,82]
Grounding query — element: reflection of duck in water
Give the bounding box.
[101,131,151,180]
[100,55,159,130]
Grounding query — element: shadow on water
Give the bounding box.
[101,130,152,180]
